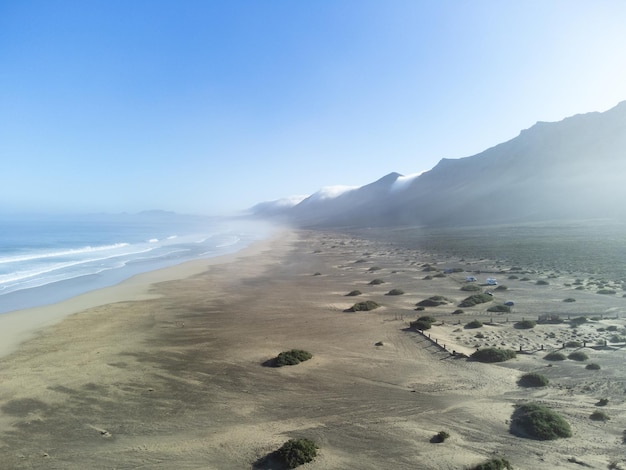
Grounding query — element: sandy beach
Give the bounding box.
[0,228,624,469]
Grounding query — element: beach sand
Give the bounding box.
[0,229,624,469]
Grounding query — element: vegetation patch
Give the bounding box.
[488,304,511,313]
[510,403,572,440]
[536,280,549,285]
[452,309,464,314]
[275,438,318,468]
[346,300,380,312]
[386,288,405,296]
[569,316,588,327]
[461,284,482,292]
[367,266,381,272]
[410,319,432,331]
[416,295,452,307]
[346,290,362,296]
[431,430,450,443]
[465,319,483,329]
[494,285,508,291]
[590,411,610,422]
[459,293,493,308]
[518,372,549,387]
[273,349,313,367]
[471,348,516,363]
[568,351,589,361]
[597,289,617,294]
[369,278,385,285]
[417,315,436,323]
[563,298,576,302]
[544,352,566,361]
[470,458,513,470]
[596,398,609,406]
[538,313,563,324]
[586,363,601,370]
[508,275,519,280]
[565,340,582,348]
[515,320,536,329]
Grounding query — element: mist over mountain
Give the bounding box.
[253,101,626,227]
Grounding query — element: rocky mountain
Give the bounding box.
[253,101,626,227]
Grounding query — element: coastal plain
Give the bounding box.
[0,229,624,469]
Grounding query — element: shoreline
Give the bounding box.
[0,231,285,360]
[0,227,623,469]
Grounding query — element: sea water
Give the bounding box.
[0,213,273,314]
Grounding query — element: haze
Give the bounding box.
[1,1,625,215]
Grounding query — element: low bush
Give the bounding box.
[410,320,432,331]
[568,351,588,361]
[565,340,582,348]
[276,438,318,468]
[347,300,380,312]
[368,266,381,272]
[536,280,549,285]
[515,320,536,329]
[346,290,362,296]
[432,430,450,443]
[596,398,609,406]
[597,289,617,295]
[508,275,519,280]
[563,298,576,302]
[607,325,618,331]
[452,309,464,314]
[487,304,511,313]
[459,293,493,307]
[570,316,588,326]
[465,319,483,329]
[510,402,572,440]
[494,285,508,291]
[610,335,626,343]
[590,411,610,422]
[586,363,601,370]
[369,278,385,285]
[274,349,313,367]
[544,352,566,361]
[386,288,404,296]
[417,315,436,323]
[538,313,563,324]
[461,284,482,292]
[470,458,513,470]
[471,348,516,363]
[416,295,453,307]
[518,372,549,387]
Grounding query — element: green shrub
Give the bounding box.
[346,290,362,296]
[461,284,482,292]
[494,285,508,291]
[586,363,601,370]
[590,411,610,421]
[433,430,450,443]
[433,273,446,278]
[563,298,576,302]
[452,309,464,314]
[508,275,519,280]
[565,340,582,348]
[417,315,436,323]
[471,348,516,363]
[570,316,588,326]
[347,300,380,312]
[597,289,617,294]
[607,325,618,331]
[416,295,452,307]
[575,286,585,290]
[596,398,609,406]
[274,349,313,367]
[568,351,588,361]
[410,320,432,331]
[465,319,483,329]
[511,403,572,440]
[536,280,549,285]
[368,266,381,272]
[460,293,493,307]
[470,458,513,470]
[276,438,318,468]
[515,320,536,329]
[487,304,511,313]
[369,278,385,285]
[518,372,549,387]
[610,335,626,343]
[544,352,566,361]
[520,277,531,281]
[386,288,404,296]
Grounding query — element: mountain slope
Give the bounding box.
[255,101,626,227]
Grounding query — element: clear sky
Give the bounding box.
[1,1,625,215]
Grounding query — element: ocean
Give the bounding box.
[0,213,274,314]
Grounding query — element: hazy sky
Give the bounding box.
[1,1,625,215]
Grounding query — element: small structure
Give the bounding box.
[485,278,498,286]
[465,275,477,282]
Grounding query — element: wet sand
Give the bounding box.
[0,229,624,469]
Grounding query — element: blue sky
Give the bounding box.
[1,1,625,215]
